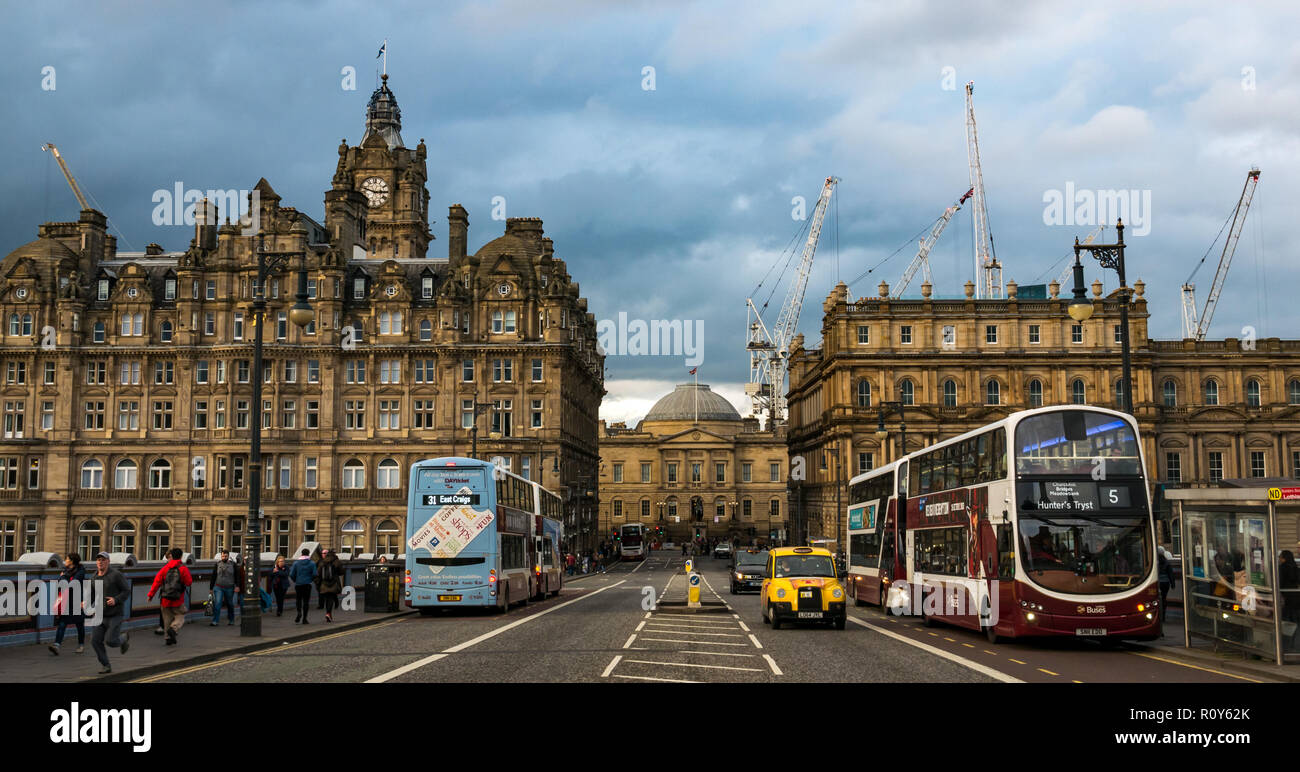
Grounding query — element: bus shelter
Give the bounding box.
[1166,484,1300,665]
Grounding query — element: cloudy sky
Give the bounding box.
[4,1,1295,425]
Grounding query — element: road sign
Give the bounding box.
[689,573,701,586]
[1270,488,1282,500]
[1270,487,1300,501]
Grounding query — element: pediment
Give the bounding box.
[1202,436,1234,449]
[658,427,734,445]
[1188,407,1247,422]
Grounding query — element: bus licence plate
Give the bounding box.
[438,595,462,602]
[798,611,823,619]
[1075,628,1106,636]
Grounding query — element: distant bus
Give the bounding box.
[847,406,1160,643]
[618,523,646,560]
[405,457,563,613]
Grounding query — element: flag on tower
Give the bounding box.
[689,367,697,375]
[377,41,387,58]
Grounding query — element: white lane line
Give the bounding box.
[601,655,623,677]
[846,616,1023,684]
[366,580,627,683]
[644,612,652,619]
[643,621,742,629]
[737,620,751,632]
[611,674,698,683]
[763,654,783,676]
[638,638,750,646]
[622,634,638,649]
[623,659,765,673]
[748,634,764,649]
[628,560,646,574]
[646,616,737,625]
[641,628,745,637]
[635,621,646,632]
[679,651,756,657]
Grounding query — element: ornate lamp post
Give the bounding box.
[875,401,908,460]
[242,230,313,637]
[468,401,494,459]
[1069,219,1134,415]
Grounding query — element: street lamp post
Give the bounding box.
[242,230,313,637]
[875,401,907,460]
[1070,219,1133,415]
[468,401,494,459]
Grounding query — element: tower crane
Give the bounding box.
[894,188,973,297]
[1053,225,1105,286]
[746,175,838,427]
[41,143,92,210]
[1181,168,1260,340]
[965,82,1001,298]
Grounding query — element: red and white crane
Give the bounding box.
[894,188,973,297]
[965,82,1001,298]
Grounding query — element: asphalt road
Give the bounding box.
[140,554,1261,683]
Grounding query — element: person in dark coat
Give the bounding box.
[315,548,344,622]
[49,553,87,655]
[268,555,291,617]
[1157,547,1176,623]
[88,552,131,674]
[289,548,317,623]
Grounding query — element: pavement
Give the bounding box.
[0,598,409,683]
[2,556,1295,683]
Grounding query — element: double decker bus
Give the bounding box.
[853,406,1160,643]
[845,460,904,608]
[405,457,563,613]
[618,523,647,560]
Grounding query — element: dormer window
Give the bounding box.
[353,277,366,300]
[164,278,176,301]
[97,280,110,301]
[463,274,470,289]
[421,275,433,299]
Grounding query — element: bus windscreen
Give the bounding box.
[1015,411,1141,476]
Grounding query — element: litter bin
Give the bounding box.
[364,563,400,612]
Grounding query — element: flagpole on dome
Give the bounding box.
[689,365,699,424]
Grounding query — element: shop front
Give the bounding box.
[1168,484,1300,665]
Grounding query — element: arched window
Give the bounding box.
[856,379,871,408]
[1071,379,1086,405]
[375,519,400,556]
[160,320,173,343]
[21,314,32,336]
[1246,379,1261,407]
[342,459,365,489]
[985,380,1000,406]
[81,459,103,489]
[1290,379,1300,406]
[77,520,101,561]
[943,379,957,407]
[1162,380,1177,408]
[114,460,138,489]
[146,520,170,561]
[7,315,18,335]
[1028,379,1043,408]
[900,379,915,406]
[1204,379,1219,406]
[340,519,365,555]
[492,310,504,333]
[112,520,136,555]
[149,459,172,489]
[376,458,400,489]
[418,319,432,341]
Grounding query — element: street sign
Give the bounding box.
[1269,487,1300,501]
[689,573,701,586]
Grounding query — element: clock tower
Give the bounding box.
[325,72,434,260]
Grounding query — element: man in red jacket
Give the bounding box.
[147,548,193,645]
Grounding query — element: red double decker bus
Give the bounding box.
[848,406,1160,643]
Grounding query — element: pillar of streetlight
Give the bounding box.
[1071,220,1133,415]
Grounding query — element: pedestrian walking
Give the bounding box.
[316,547,344,622]
[290,548,317,623]
[268,555,291,617]
[88,552,130,674]
[49,553,87,656]
[1157,547,1176,623]
[565,551,575,576]
[209,549,244,626]
[147,548,193,645]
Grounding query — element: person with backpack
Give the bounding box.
[49,553,87,656]
[209,549,244,626]
[147,548,193,645]
[289,548,317,623]
[268,555,291,617]
[315,547,344,622]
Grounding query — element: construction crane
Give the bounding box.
[746,175,838,427]
[965,82,1001,298]
[894,188,973,297]
[1053,225,1105,287]
[1181,168,1261,340]
[41,143,92,210]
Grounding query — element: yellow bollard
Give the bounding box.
[688,572,701,607]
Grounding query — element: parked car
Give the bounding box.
[712,543,733,559]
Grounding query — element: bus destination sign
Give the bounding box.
[425,493,480,506]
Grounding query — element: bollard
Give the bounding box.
[688,572,702,607]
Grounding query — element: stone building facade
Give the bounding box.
[597,383,788,546]
[0,74,604,562]
[787,278,1300,547]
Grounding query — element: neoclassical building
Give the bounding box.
[787,278,1300,546]
[0,73,605,562]
[597,383,788,545]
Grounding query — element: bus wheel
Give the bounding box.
[852,584,866,607]
[879,588,888,609]
[418,608,436,617]
[500,588,510,612]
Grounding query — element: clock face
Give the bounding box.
[497,283,511,296]
[361,177,389,208]
[14,288,26,300]
[385,285,398,297]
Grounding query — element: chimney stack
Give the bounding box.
[448,204,468,261]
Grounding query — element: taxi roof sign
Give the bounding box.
[793,547,813,553]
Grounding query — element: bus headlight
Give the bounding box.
[1026,612,1037,623]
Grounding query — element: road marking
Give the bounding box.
[256,618,409,654]
[366,579,627,683]
[748,634,763,649]
[644,618,736,627]
[623,659,764,672]
[678,651,756,657]
[642,627,743,637]
[737,620,751,632]
[846,616,1024,683]
[1037,668,1059,676]
[763,654,783,676]
[611,674,698,683]
[635,621,646,632]
[638,638,749,646]
[644,612,652,619]
[601,655,623,678]
[943,637,956,642]
[927,632,939,637]
[961,643,975,649]
[1008,658,1027,665]
[1073,680,1083,683]
[622,634,637,649]
[984,649,997,655]
[1126,650,1264,683]
[130,656,247,683]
